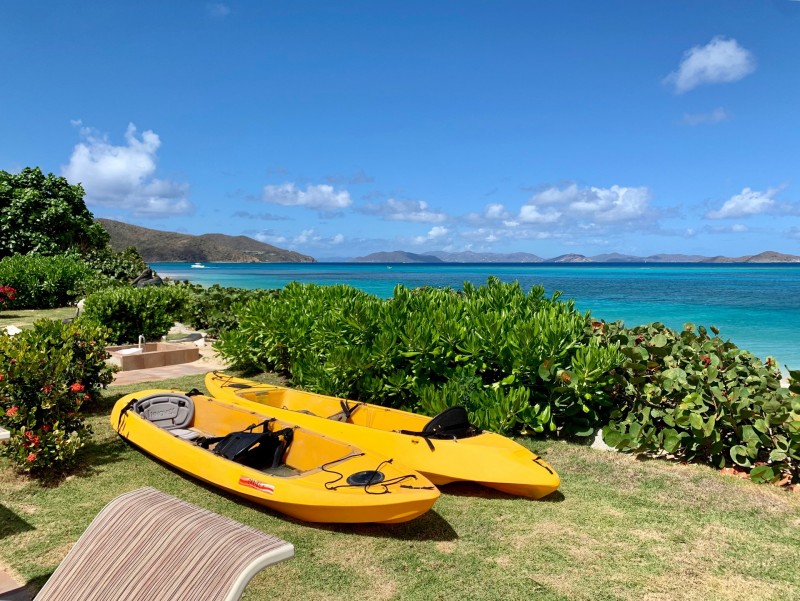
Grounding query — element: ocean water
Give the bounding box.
[152,262,800,371]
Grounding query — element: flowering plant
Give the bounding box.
[0,285,16,310]
[0,319,114,475]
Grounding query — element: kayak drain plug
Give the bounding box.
[347,470,385,486]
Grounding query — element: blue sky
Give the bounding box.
[2,1,799,259]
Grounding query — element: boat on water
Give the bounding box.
[111,389,439,523]
[205,372,560,499]
[190,262,205,268]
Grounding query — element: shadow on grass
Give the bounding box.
[315,509,457,542]
[437,481,565,503]
[0,504,34,537]
[137,453,459,541]
[32,438,131,488]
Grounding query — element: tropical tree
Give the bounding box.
[0,167,109,258]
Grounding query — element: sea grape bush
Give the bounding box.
[599,322,800,483]
[217,277,800,484]
[82,246,148,282]
[216,277,620,435]
[175,283,279,338]
[0,254,95,309]
[0,167,109,259]
[0,319,114,475]
[80,285,189,344]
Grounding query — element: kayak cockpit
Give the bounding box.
[124,392,361,477]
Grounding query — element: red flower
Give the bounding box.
[42,424,52,433]
[70,382,85,393]
[26,453,36,462]
[24,431,40,446]
[5,406,18,417]
[42,384,53,394]
[84,394,91,401]
[0,373,4,381]
[700,356,712,367]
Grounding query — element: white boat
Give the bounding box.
[191,263,206,269]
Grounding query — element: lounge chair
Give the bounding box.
[32,487,294,601]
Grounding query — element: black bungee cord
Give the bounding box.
[322,457,434,495]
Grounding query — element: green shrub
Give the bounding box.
[0,254,95,309]
[0,319,114,475]
[216,277,618,435]
[82,246,148,282]
[600,322,800,483]
[176,283,279,338]
[80,286,188,344]
[0,167,109,259]
[216,278,800,484]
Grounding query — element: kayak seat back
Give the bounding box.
[401,405,480,439]
[423,406,478,438]
[213,422,294,470]
[134,393,195,430]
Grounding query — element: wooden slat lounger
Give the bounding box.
[32,487,294,601]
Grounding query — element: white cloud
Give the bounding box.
[518,205,561,224]
[257,228,346,248]
[531,184,581,206]
[664,36,756,94]
[681,107,731,125]
[62,123,192,216]
[294,229,317,244]
[484,203,510,220]
[525,184,650,224]
[412,226,450,245]
[206,3,230,17]
[262,183,352,212]
[705,187,779,219]
[360,198,447,223]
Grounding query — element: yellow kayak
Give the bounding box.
[205,372,560,499]
[110,389,439,523]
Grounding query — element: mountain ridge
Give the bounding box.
[350,249,800,263]
[97,218,315,263]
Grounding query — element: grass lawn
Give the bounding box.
[0,307,77,329]
[2,373,799,600]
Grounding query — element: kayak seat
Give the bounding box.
[134,393,200,440]
[399,406,481,440]
[211,421,294,470]
[422,406,480,439]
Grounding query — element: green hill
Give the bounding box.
[97,218,315,263]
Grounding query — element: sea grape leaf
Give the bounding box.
[662,429,682,454]
[651,334,668,348]
[729,445,751,467]
[769,449,787,462]
[749,465,776,483]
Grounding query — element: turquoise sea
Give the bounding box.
[151,262,800,372]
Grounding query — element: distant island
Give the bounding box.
[351,250,800,264]
[98,218,315,263]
